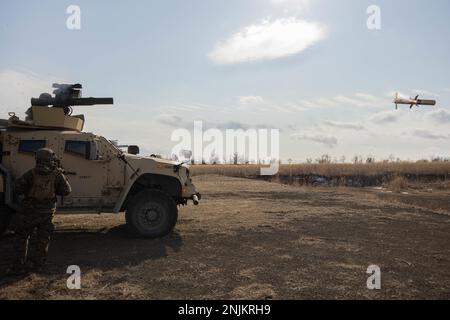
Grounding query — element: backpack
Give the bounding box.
[27,169,57,202]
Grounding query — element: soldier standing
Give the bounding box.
[10,148,71,274]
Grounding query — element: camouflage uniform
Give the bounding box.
[12,148,71,272]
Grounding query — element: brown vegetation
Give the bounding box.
[191,162,450,188]
[191,162,450,177]
[386,176,409,193]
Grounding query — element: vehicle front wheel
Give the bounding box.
[125,190,178,238]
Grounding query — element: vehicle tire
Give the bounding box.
[0,204,13,235]
[125,189,178,238]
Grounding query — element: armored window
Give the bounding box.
[18,140,46,154]
[65,140,90,158]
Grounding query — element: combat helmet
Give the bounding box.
[35,148,56,164]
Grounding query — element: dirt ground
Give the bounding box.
[0,175,449,300]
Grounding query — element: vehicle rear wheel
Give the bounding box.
[125,190,178,238]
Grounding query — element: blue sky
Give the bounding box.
[1,0,449,162]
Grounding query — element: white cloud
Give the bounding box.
[427,109,450,124]
[284,102,307,111]
[291,132,338,147]
[369,111,399,124]
[413,129,449,140]
[334,94,388,108]
[234,91,390,114]
[354,93,380,103]
[333,95,368,107]
[295,93,389,110]
[323,120,365,131]
[238,96,265,105]
[208,17,326,65]
[157,114,186,127]
[231,92,391,115]
[298,99,321,109]
[316,97,337,107]
[237,96,301,113]
[165,102,224,113]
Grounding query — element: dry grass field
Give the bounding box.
[191,162,450,190]
[191,162,450,178]
[1,174,449,300]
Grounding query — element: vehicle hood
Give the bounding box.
[123,154,186,168]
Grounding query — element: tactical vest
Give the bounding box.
[27,169,57,202]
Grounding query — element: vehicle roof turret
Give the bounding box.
[0,83,113,132]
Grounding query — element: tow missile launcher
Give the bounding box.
[6,83,113,132]
[30,83,113,115]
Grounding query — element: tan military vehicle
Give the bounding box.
[0,84,200,238]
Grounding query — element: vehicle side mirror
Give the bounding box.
[128,145,140,155]
[88,141,99,160]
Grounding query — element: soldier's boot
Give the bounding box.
[7,236,31,276]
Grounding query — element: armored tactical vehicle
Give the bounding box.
[0,84,201,238]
